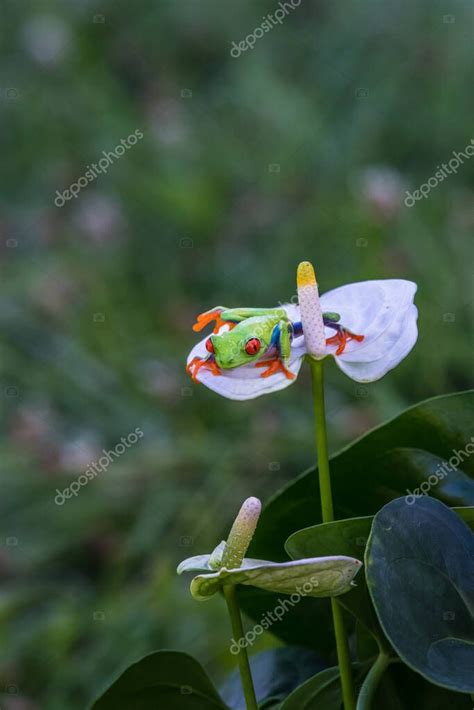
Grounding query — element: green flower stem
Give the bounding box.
[356,652,395,710]
[310,357,356,710]
[223,584,258,710]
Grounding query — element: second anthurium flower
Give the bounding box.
[186,261,418,399]
[177,497,362,600]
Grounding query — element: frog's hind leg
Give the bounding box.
[325,324,364,355]
[255,321,295,380]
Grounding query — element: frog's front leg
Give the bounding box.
[255,320,295,380]
[186,354,221,381]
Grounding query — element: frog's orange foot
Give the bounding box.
[193,309,236,334]
[326,329,364,356]
[255,358,296,380]
[187,356,221,382]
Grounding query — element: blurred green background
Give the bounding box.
[1,1,473,707]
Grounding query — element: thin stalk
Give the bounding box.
[223,584,258,710]
[356,652,395,710]
[310,357,356,710]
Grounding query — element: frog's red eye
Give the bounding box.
[245,338,261,355]
[205,337,214,353]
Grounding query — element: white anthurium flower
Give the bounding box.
[186,262,418,400]
[177,497,362,601]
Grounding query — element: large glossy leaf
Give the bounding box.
[366,497,474,692]
[280,663,370,709]
[240,391,474,650]
[286,516,385,646]
[220,647,326,709]
[286,508,474,642]
[280,660,473,709]
[374,662,472,709]
[91,650,228,709]
[237,586,349,656]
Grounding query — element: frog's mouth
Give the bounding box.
[212,352,244,370]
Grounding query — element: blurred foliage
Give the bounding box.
[0,0,473,708]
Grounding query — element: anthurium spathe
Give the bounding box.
[177,497,362,601]
[186,262,418,400]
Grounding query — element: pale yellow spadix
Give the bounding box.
[220,497,261,570]
[297,261,326,359]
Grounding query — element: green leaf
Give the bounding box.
[220,647,326,709]
[355,619,379,662]
[285,508,474,643]
[280,663,370,709]
[240,390,474,651]
[237,587,341,656]
[91,650,228,709]
[286,516,383,645]
[280,659,473,709]
[366,497,474,692]
[375,662,472,709]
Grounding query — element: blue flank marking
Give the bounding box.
[270,324,281,354]
[292,321,303,337]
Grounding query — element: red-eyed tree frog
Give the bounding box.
[186,307,364,382]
